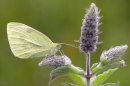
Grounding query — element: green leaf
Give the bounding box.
[101,81,120,86]
[69,74,86,86]
[62,82,77,86]
[91,63,99,70]
[49,65,85,84]
[91,62,103,75]
[92,68,118,86]
[91,60,123,76]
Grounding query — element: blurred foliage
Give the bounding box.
[0,0,130,86]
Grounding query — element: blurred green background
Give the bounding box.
[0,0,130,86]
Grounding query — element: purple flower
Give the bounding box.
[100,45,128,61]
[79,3,101,53]
[38,55,71,68]
[100,45,128,67]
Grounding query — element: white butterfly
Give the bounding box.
[7,22,61,59]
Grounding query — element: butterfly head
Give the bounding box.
[54,43,61,51]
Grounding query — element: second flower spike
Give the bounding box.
[38,55,71,68]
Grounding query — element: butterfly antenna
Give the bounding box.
[59,43,78,48]
[59,50,62,55]
[60,50,67,58]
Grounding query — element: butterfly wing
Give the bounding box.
[7,22,55,59]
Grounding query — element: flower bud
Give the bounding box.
[38,55,71,68]
[100,45,128,61]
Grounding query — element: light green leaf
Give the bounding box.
[62,82,77,86]
[91,63,99,70]
[49,65,85,84]
[91,60,123,76]
[101,81,120,86]
[91,62,103,75]
[69,74,86,86]
[92,68,118,86]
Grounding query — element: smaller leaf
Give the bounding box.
[91,62,103,75]
[62,82,77,86]
[101,81,120,86]
[91,59,125,76]
[69,74,86,86]
[91,63,99,70]
[49,76,55,84]
[49,65,85,84]
[92,68,118,86]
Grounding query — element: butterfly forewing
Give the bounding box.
[7,22,56,59]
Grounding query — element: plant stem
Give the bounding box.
[85,52,91,86]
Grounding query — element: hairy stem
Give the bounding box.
[85,52,91,86]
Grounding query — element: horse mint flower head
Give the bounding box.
[38,55,71,68]
[100,45,128,67]
[79,3,101,53]
[100,45,128,61]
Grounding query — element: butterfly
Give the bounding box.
[7,22,61,59]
